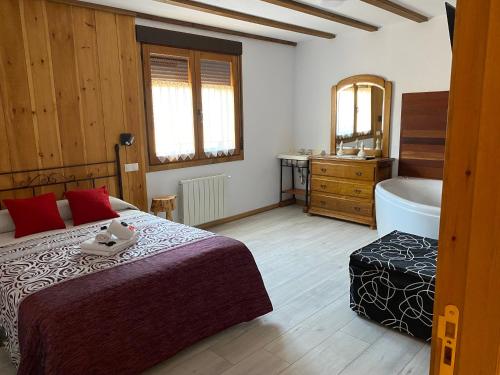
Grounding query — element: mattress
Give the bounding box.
[349,230,437,341]
[0,210,272,374]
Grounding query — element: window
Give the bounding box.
[356,86,372,134]
[336,84,377,143]
[142,44,242,170]
[337,85,355,138]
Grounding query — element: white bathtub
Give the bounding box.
[375,177,443,239]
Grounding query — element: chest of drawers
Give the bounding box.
[308,157,393,228]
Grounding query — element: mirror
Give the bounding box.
[331,75,392,157]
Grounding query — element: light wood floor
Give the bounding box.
[0,205,430,375]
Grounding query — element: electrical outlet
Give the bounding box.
[124,163,139,172]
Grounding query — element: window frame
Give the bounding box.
[142,43,243,172]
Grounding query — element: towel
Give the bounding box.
[108,219,135,240]
[81,233,137,256]
[95,230,112,243]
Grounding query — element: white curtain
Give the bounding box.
[202,84,236,157]
[152,80,196,162]
[337,86,355,138]
[357,86,372,134]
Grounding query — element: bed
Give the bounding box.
[349,230,437,341]
[0,199,272,374]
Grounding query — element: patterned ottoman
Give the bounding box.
[349,231,437,341]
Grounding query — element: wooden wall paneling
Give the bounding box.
[0,0,147,208]
[0,0,42,201]
[69,5,119,195]
[21,0,62,169]
[71,6,108,183]
[20,0,67,198]
[46,1,88,189]
[19,0,51,198]
[398,91,449,179]
[94,10,129,201]
[0,0,40,173]
[116,15,147,210]
[0,94,11,183]
[0,88,13,206]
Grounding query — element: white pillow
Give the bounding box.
[0,209,15,234]
[57,200,73,221]
[109,197,139,212]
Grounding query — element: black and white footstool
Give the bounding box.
[349,231,437,341]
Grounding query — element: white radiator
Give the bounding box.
[180,174,227,226]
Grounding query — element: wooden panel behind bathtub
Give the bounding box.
[398,91,449,179]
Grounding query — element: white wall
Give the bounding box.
[140,16,453,221]
[139,20,295,220]
[292,15,453,171]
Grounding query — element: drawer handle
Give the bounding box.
[320,200,326,206]
[354,206,361,212]
[320,184,327,189]
[320,168,327,173]
[354,189,362,194]
[355,171,363,177]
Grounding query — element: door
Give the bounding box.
[430,0,500,374]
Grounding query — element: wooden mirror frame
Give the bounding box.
[330,74,393,157]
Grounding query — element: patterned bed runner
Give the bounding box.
[0,212,214,365]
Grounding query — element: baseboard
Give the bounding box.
[278,197,296,207]
[197,198,295,229]
[295,198,306,206]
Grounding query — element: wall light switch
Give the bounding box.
[124,163,139,172]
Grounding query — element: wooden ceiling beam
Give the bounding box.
[47,0,297,46]
[136,13,298,46]
[261,0,378,32]
[360,0,429,23]
[154,0,336,39]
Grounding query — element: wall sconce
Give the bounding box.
[115,133,135,200]
[120,133,135,146]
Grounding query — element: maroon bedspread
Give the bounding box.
[16,236,272,375]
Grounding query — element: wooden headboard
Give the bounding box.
[398,91,449,179]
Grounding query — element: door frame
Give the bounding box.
[430,0,500,373]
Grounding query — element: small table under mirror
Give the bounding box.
[331,74,392,158]
[308,74,394,228]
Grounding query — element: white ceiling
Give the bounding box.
[86,0,456,43]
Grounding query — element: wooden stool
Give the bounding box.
[150,195,176,221]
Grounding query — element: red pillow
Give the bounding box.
[3,193,66,238]
[65,186,119,226]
